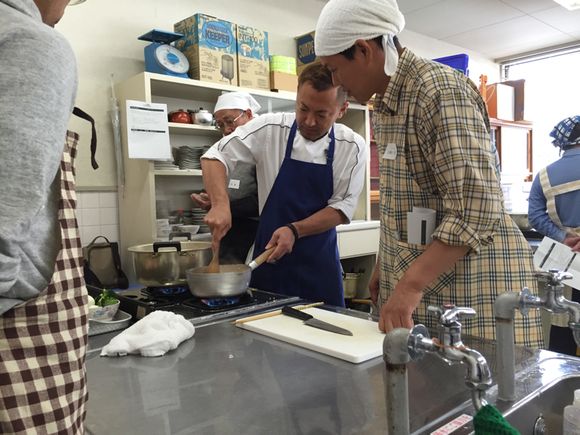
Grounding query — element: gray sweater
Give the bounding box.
[0,0,77,314]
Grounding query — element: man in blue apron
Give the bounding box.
[528,115,580,355]
[201,63,367,306]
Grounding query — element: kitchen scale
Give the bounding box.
[138,29,189,78]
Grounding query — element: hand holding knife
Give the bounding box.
[281,306,353,336]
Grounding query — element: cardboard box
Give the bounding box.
[486,83,515,121]
[174,14,238,85]
[503,79,526,121]
[270,71,298,92]
[270,55,296,75]
[236,24,270,91]
[295,31,318,75]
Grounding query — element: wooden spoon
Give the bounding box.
[206,240,220,273]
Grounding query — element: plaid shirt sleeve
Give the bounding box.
[416,87,502,254]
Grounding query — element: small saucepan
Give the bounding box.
[186,248,274,298]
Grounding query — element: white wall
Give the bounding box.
[57,0,501,190]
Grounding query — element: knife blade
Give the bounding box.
[281,306,353,336]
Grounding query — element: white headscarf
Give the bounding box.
[214,91,261,114]
[315,0,405,76]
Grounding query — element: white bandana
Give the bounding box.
[214,92,261,114]
[315,0,405,76]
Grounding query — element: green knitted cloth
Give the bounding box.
[473,405,520,435]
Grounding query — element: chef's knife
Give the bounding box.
[281,306,353,336]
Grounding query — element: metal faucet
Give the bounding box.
[383,305,492,435]
[408,305,492,410]
[495,269,580,401]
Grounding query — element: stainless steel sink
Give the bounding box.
[503,375,580,434]
[414,353,580,435]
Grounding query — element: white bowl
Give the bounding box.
[89,300,120,321]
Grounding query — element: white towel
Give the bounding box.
[315,0,405,75]
[100,311,195,357]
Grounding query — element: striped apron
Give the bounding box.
[539,168,580,237]
[0,131,89,434]
[539,167,580,352]
[373,92,544,348]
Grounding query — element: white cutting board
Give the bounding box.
[237,308,385,364]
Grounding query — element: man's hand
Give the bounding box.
[191,192,212,211]
[564,235,580,253]
[204,203,231,242]
[378,284,423,333]
[264,226,296,263]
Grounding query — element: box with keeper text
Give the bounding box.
[236,24,270,90]
[174,13,238,85]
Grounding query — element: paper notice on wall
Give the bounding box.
[534,237,580,289]
[126,100,171,160]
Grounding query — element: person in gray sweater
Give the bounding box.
[0,0,77,314]
[0,1,90,433]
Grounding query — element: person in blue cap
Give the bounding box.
[528,115,580,355]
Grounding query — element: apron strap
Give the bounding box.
[73,106,99,170]
[284,121,298,159]
[326,126,335,164]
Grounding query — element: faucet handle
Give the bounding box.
[535,269,573,286]
[428,304,476,326]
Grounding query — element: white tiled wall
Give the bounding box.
[76,191,119,247]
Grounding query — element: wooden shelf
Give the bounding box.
[168,123,221,136]
[370,190,380,203]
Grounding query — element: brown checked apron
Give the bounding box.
[373,90,543,348]
[0,131,89,434]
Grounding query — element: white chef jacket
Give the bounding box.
[202,112,367,222]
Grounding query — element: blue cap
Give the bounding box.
[550,115,580,149]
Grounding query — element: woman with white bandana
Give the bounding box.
[315,0,543,347]
[191,92,261,263]
[528,115,580,355]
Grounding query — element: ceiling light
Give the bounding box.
[68,0,86,5]
[552,0,580,10]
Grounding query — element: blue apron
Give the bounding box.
[250,121,344,306]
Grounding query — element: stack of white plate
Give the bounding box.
[191,207,210,233]
[176,146,204,170]
[154,160,179,170]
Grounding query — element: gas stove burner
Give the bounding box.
[144,286,189,298]
[140,297,169,306]
[201,296,241,308]
[182,292,254,312]
[91,284,300,322]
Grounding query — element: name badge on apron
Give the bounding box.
[383,143,397,160]
[228,179,240,189]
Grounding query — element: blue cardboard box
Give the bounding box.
[295,30,317,74]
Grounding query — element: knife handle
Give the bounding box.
[281,305,313,321]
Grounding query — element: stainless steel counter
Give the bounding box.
[85,308,538,434]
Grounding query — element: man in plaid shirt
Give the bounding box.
[315,0,543,347]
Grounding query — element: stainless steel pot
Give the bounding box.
[186,248,273,298]
[129,241,212,286]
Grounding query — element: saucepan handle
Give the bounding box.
[248,247,275,270]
